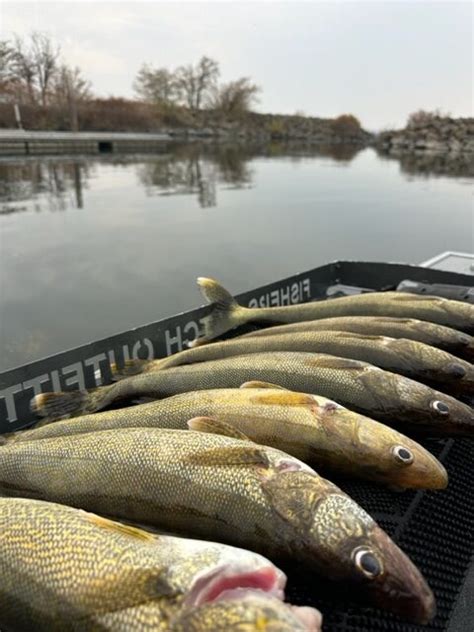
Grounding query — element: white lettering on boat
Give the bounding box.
[164,318,207,354]
[0,278,312,426]
[248,278,310,308]
[0,337,155,424]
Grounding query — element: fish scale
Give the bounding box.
[14,388,448,490]
[138,330,474,398]
[0,428,436,622]
[0,429,293,550]
[113,353,374,405]
[195,278,474,345]
[1,498,310,631]
[45,352,474,436]
[241,316,474,361]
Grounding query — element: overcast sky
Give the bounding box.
[1,1,472,130]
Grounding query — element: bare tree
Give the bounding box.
[5,32,60,105]
[133,64,176,104]
[175,56,219,111]
[0,40,14,95]
[195,56,219,110]
[174,64,196,110]
[53,65,92,105]
[407,109,448,129]
[30,32,61,106]
[52,65,92,130]
[9,35,37,103]
[209,77,259,118]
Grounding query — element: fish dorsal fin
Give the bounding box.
[187,446,270,468]
[188,417,251,441]
[85,513,156,542]
[240,381,289,390]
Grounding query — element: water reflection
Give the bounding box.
[1,141,471,373]
[0,142,366,214]
[376,149,474,179]
[262,141,362,162]
[137,144,260,208]
[0,159,90,214]
[1,143,471,217]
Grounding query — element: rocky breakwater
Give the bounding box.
[169,113,374,145]
[377,116,474,155]
[375,116,474,177]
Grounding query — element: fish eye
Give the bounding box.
[431,400,450,416]
[447,363,466,379]
[352,548,383,579]
[391,445,414,465]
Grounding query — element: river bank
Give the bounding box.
[0,100,372,146]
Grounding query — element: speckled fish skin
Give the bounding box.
[171,593,322,631]
[0,428,435,623]
[240,316,474,361]
[33,352,474,436]
[21,388,448,489]
[0,497,289,632]
[194,277,474,344]
[124,331,474,398]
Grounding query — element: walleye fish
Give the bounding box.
[193,277,474,344]
[7,388,448,489]
[112,331,474,398]
[240,316,474,362]
[1,497,315,631]
[171,592,322,631]
[0,429,435,623]
[33,352,474,436]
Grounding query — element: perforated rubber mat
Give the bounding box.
[284,437,474,631]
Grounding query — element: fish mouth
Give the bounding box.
[369,527,436,624]
[444,399,474,436]
[391,450,448,490]
[187,563,286,608]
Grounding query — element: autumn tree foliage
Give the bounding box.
[330,114,362,137]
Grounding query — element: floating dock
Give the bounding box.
[0,130,175,156]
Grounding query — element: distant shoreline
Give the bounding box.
[1,115,472,160]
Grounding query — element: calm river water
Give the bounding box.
[0,142,472,371]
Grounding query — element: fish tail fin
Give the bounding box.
[31,385,116,420]
[110,359,155,381]
[191,277,249,346]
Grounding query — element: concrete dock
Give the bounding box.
[0,130,174,156]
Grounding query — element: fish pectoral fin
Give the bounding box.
[85,513,157,542]
[187,417,251,441]
[186,446,270,468]
[240,381,290,390]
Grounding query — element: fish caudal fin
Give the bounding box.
[110,359,154,381]
[31,384,116,420]
[31,391,89,420]
[191,277,249,346]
